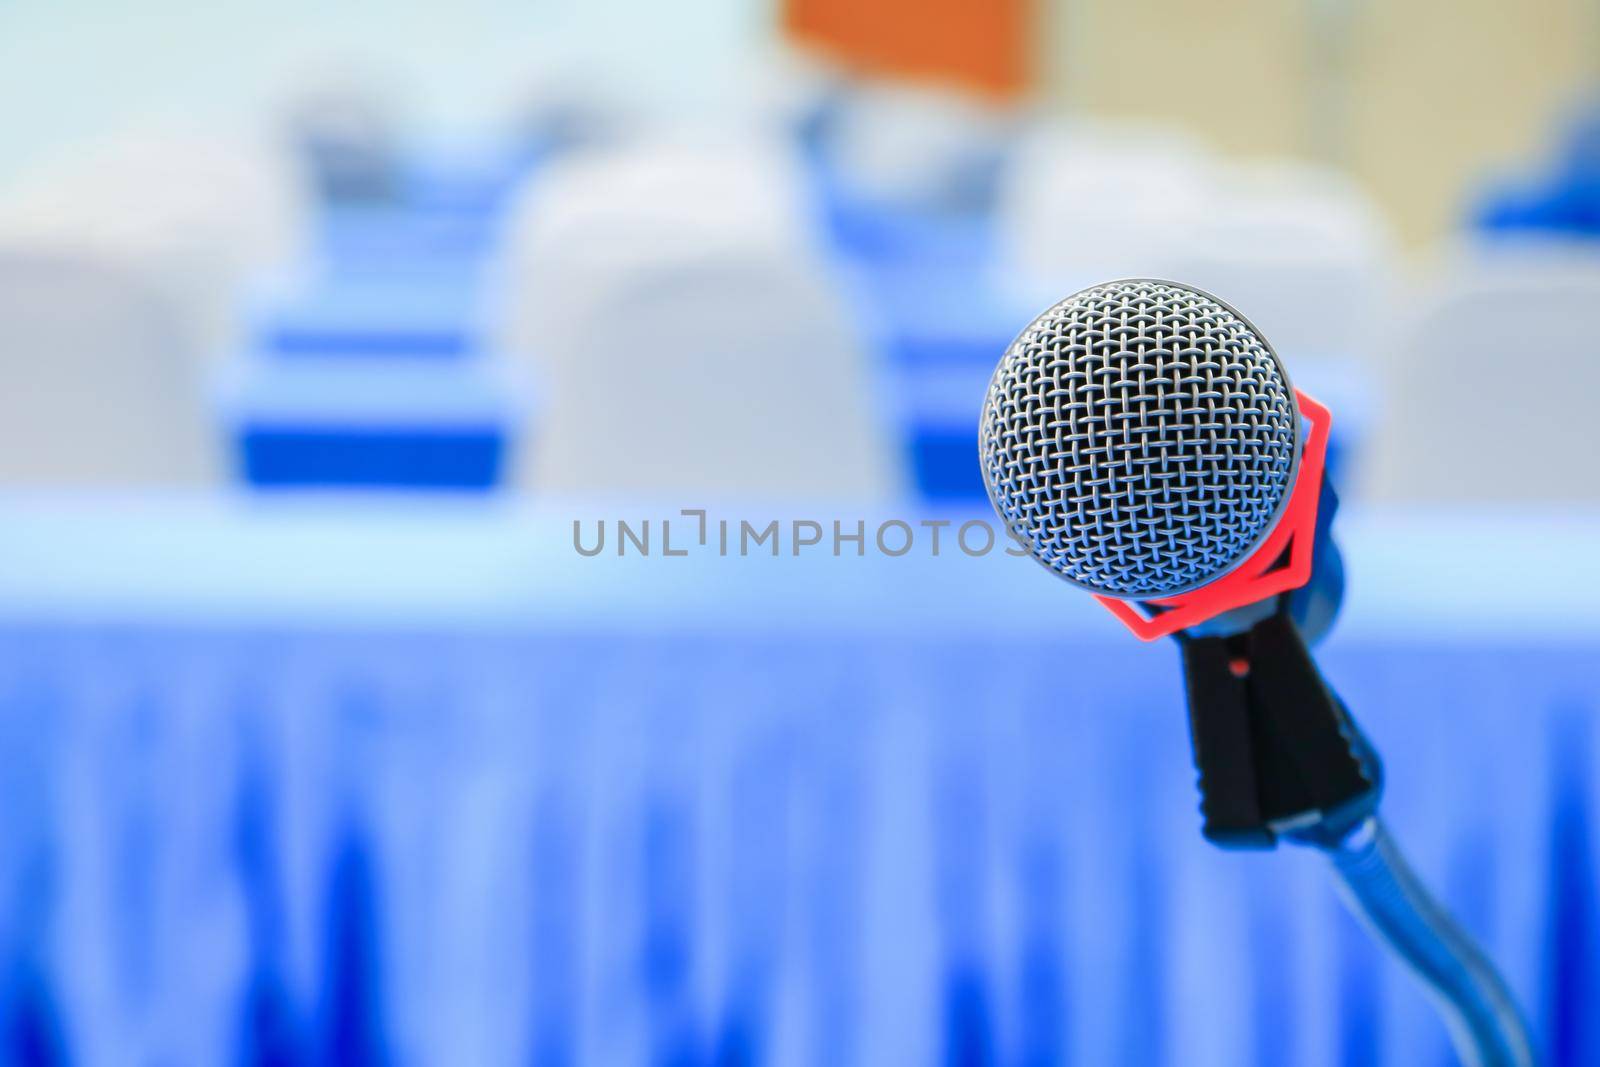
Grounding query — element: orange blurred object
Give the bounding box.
[784,0,1031,97]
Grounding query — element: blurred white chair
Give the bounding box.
[0,250,222,485]
[824,80,1017,214]
[1364,241,1600,502]
[0,127,307,357]
[1165,160,1395,367]
[500,135,902,498]
[997,129,1394,359]
[995,118,1217,301]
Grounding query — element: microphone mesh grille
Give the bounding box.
[979,279,1300,599]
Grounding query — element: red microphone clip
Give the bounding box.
[1095,390,1332,642]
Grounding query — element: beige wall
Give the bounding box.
[1040,0,1600,244]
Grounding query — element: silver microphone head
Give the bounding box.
[979,279,1301,600]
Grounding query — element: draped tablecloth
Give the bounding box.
[0,496,1595,1067]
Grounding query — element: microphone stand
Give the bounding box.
[1175,606,1536,1066]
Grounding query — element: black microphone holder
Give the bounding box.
[1174,602,1536,1066]
[1177,602,1380,850]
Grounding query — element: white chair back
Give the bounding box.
[0,127,306,355]
[824,81,1016,213]
[996,119,1217,301]
[1164,160,1394,367]
[1364,241,1600,502]
[0,250,222,485]
[500,135,902,498]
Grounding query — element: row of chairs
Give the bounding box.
[0,95,1595,500]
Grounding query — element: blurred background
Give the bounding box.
[0,0,1598,1063]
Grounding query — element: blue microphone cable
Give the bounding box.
[1326,817,1536,1067]
[1305,498,1534,1065]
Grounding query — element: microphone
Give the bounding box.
[981,277,1367,841]
[978,277,1536,1067]
[979,277,1340,642]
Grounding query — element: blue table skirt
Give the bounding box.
[0,498,1595,1066]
